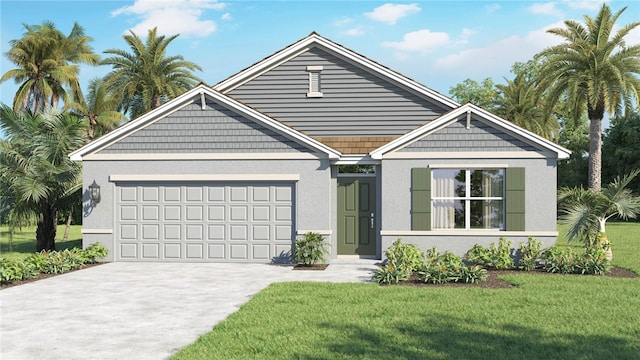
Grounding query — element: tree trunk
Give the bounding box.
[587,113,603,191]
[36,203,57,252]
[62,210,72,242]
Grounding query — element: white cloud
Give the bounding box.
[221,12,231,21]
[112,0,226,37]
[344,27,365,36]
[434,21,565,76]
[365,3,420,25]
[382,29,450,53]
[528,3,564,17]
[625,26,640,46]
[563,0,609,11]
[334,17,353,26]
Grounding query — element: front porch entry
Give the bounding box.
[337,175,376,256]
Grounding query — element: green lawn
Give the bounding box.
[173,223,640,360]
[0,225,83,261]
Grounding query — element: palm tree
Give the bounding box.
[0,105,87,251]
[495,74,558,140]
[101,27,202,119]
[558,169,640,261]
[1,21,99,113]
[535,4,640,191]
[67,78,127,141]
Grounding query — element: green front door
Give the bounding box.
[337,177,376,255]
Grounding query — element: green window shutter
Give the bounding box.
[505,167,525,231]
[411,168,431,231]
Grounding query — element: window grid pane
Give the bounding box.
[431,169,505,230]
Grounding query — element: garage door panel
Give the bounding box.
[164,206,181,221]
[164,187,181,201]
[142,243,160,259]
[120,243,137,258]
[120,206,137,221]
[208,225,225,240]
[142,187,158,201]
[116,182,294,262]
[186,243,204,259]
[164,243,181,258]
[208,244,225,259]
[186,187,203,202]
[142,206,159,221]
[164,225,181,240]
[186,206,203,221]
[230,244,248,259]
[186,225,203,240]
[230,206,247,221]
[208,206,224,221]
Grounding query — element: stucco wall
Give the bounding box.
[81,158,333,261]
[379,157,558,256]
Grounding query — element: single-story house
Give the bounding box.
[70,32,570,262]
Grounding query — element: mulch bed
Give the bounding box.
[0,262,105,290]
[393,266,638,289]
[292,263,329,271]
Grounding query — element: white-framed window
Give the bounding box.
[431,168,505,230]
[306,65,323,97]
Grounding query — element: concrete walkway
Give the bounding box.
[0,261,377,360]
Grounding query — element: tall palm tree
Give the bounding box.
[0,105,87,251]
[495,74,558,140]
[1,21,99,113]
[101,27,202,119]
[535,4,640,191]
[558,169,640,261]
[67,78,127,141]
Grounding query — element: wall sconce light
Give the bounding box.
[89,180,101,205]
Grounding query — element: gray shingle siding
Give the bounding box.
[98,101,312,154]
[401,118,538,152]
[227,46,450,137]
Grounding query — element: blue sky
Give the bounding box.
[1,0,639,109]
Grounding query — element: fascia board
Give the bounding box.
[466,104,572,160]
[69,86,205,161]
[214,34,459,109]
[370,106,467,159]
[370,104,572,160]
[71,84,341,161]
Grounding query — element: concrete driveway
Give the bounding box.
[0,261,377,359]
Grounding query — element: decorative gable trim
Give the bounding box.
[213,32,459,109]
[370,103,571,160]
[69,84,341,161]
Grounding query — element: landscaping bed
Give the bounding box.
[393,266,638,289]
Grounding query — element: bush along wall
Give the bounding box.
[372,237,612,285]
[0,243,109,284]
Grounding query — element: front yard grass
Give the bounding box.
[0,225,82,261]
[173,222,640,360]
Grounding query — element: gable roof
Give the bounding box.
[213,32,459,109]
[369,103,571,160]
[69,84,342,161]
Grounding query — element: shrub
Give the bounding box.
[372,264,409,285]
[0,245,110,284]
[82,243,109,263]
[293,232,329,265]
[384,238,424,275]
[418,247,487,284]
[464,237,514,270]
[542,246,610,275]
[0,258,39,282]
[518,237,542,271]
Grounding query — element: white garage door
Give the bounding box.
[115,182,294,262]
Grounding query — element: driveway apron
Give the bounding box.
[0,262,376,359]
